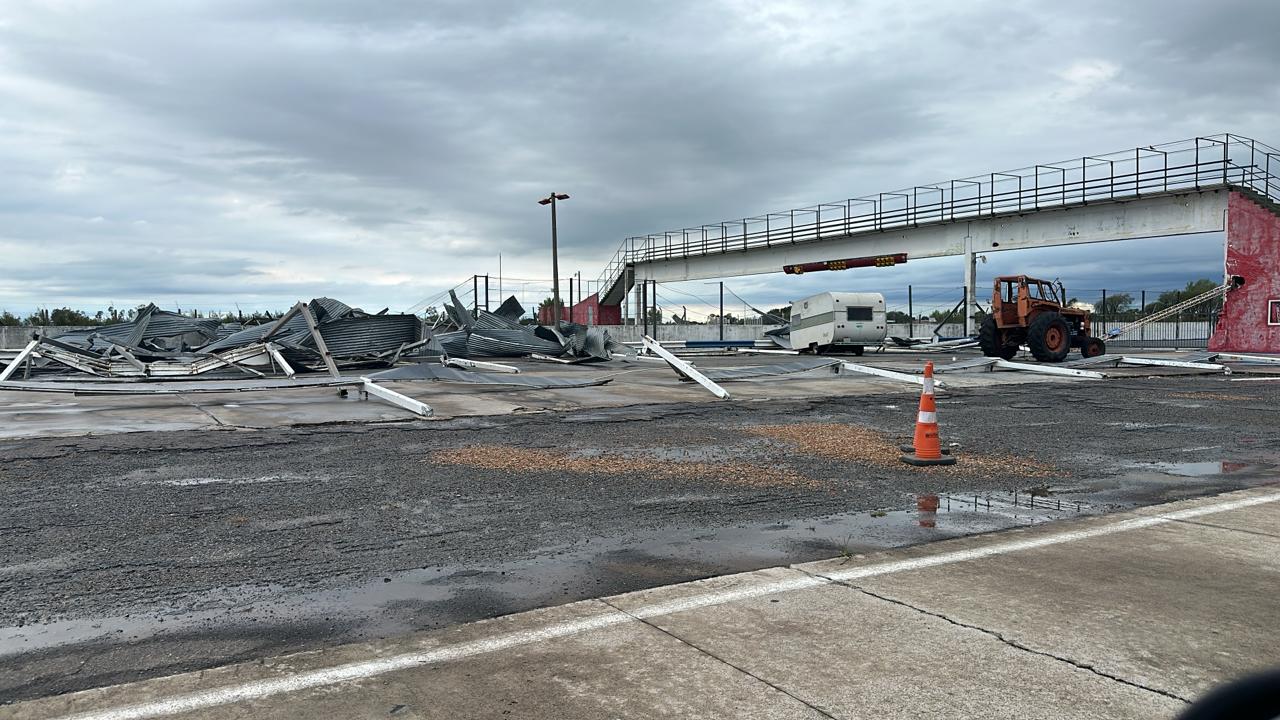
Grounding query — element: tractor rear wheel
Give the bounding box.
[1081,337,1106,358]
[978,316,1017,360]
[1027,313,1071,362]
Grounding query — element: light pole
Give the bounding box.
[538,192,570,323]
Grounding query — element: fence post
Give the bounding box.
[1100,289,1107,335]
[1140,290,1146,345]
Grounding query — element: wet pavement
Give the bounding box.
[1,373,1278,703]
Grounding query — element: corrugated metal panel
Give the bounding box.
[465,330,565,357]
[306,315,420,358]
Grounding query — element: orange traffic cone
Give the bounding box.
[901,361,956,467]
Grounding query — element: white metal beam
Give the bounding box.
[994,359,1105,378]
[1118,357,1227,371]
[1211,352,1280,365]
[0,340,38,383]
[266,343,295,378]
[839,362,945,387]
[642,336,730,399]
[446,358,520,374]
[359,378,433,417]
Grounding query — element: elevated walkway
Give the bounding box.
[597,134,1280,339]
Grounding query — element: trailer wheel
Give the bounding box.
[1081,337,1106,358]
[1028,313,1071,362]
[852,345,864,356]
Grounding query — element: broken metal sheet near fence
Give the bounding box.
[465,330,566,357]
[56,305,222,352]
[695,358,843,381]
[367,363,612,388]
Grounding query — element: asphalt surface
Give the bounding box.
[1,374,1278,704]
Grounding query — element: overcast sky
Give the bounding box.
[1,0,1277,318]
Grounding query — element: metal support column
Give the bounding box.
[963,236,978,336]
[640,279,648,337]
[908,285,914,337]
[719,282,725,342]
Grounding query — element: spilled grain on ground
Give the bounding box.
[429,445,821,489]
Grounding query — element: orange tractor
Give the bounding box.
[978,275,1106,362]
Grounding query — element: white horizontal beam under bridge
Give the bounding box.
[633,189,1229,283]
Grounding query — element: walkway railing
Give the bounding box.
[597,134,1280,302]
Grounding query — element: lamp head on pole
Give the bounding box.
[538,193,570,205]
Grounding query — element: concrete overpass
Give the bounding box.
[595,134,1280,349]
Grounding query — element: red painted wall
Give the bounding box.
[536,293,621,325]
[1208,192,1280,353]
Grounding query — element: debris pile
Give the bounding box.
[1,299,423,381]
[429,291,629,361]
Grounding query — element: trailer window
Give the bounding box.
[847,307,873,321]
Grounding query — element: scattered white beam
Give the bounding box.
[1212,352,1280,365]
[1229,376,1280,382]
[933,357,998,373]
[446,358,520,374]
[642,335,730,399]
[0,340,38,383]
[994,359,1105,379]
[529,353,575,364]
[1118,356,1227,371]
[359,378,433,417]
[736,348,800,355]
[622,354,689,365]
[839,362,945,387]
[265,343,296,378]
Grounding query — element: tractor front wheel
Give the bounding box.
[978,316,1018,360]
[1081,337,1107,358]
[1027,313,1071,362]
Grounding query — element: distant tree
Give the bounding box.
[1095,292,1134,321]
[0,311,20,327]
[707,313,743,325]
[886,310,912,323]
[49,307,94,326]
[764,306,792,322]
[1146,279,1220,314]
[645,308,663,325]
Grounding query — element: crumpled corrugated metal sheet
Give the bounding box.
[493,296,525,322]
[425,330,463,357]
[301,314,421,358]
[56,304,221,352]
[465,330,566,357]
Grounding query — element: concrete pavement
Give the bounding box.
[8,486,1279,719]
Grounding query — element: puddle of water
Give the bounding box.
[1125,461,1251,477]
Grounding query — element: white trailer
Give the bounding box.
[789,292,886,355]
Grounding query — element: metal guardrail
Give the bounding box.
[597,134,1280,302]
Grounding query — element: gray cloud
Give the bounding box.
[0,0,1276,315]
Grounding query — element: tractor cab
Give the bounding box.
[994,276,1070,328]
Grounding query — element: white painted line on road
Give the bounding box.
[51,490,1280,720]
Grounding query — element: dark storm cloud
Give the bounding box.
[0,0,1276,314]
